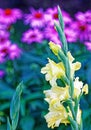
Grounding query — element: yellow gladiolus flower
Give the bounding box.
[49,41,61,56]
[74,77,88,98]
[41,58,65,82]
[44,99,70,128]
[82,84,88,95]
[44,85,70,103]
[67,51,81,77]
[76,107,82,125]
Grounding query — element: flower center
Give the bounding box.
[30,34,36,38]
[79,24,87,31]
[1,48,8,54]
[34,12,43,19]
[53,13,58,19]
[4,9,12,16]
[0,38,6,43]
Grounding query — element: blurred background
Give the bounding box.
[0,0,91,130]
[0,0,91,12]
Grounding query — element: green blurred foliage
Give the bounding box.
[0,20,91,130]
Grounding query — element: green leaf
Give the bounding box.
[58,6,64,31]
[55,22,68,54]
[7,117,11,130]
[10,82,24,130]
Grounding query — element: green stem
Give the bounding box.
[68,116,79,130]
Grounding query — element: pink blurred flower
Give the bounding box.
[71,21,89,42]
[84,42,91,50]
[44,26,61,45]
[0,8,22,24]
[45,7,59,26]
[0,70,5,78]
[75,12,86,22]
[0,41,21,62]
[85,10,91,23]
[22,29,43,44]
[45,7,72,27]
[0,30,10,44]
[9,44,21,60]
[25,8,46,28]
[62,10,73,27]
[0,41,10,62]
[74,11,91,43]
[64,27,78,43]
[75,10,91,24]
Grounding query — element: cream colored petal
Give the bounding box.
[73,62,81,71]
[67,51,74,62]
[49,41,61,56]
[82,84,88,95]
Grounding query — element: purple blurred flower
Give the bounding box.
[62,10,73,27]
[71,21,89,42]
[84,42,91,50]
[0,70,5,78]
[0,30,10,44]
[0,41,21,63]
[64,27,78,43]
[22,29,43,44]
[0,41,10,62]
[0,8,22,24]
[85,10,91,23]
[9,44,21,60]
[75,12,86,22]
[25,8,46,28]
[45,7,59,26]
[44,26,61,45]
[74,11,91,43]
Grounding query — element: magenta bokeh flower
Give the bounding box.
[9,44,21,60]
[0,70,5,78]
[85,10,91,23]
[0,30,10,44]
[0,8,22,24]
[0,41,21,63]
[0,41,10,62]
[84,42,91,50]
[64,27,78,43]
[74,11,91,43]
[25,8,46,28]
[75,12,86,23]
[44,26,61,45]
[22,29,43,44]
[45,7,59,26]
[62,10,73,27]
[71,21,89,42]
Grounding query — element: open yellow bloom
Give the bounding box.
[44,85,70,103]
[76,107,82,125]
[45,98,82,128]
[82,84,88,94]
[41,58,65,82]
[74,77,88,98]
[67,52,81,78]
[49,41,61,56]
[45,99,70,129]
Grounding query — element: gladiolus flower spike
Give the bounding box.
[41,6,88,130]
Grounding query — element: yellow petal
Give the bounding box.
[67,51,74,62]
[49,41,61,56]
[77,107,82,125]
[41,58,65,82]
[74,77,83,98]
[82,84,88,95]
[73,62,81,71]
